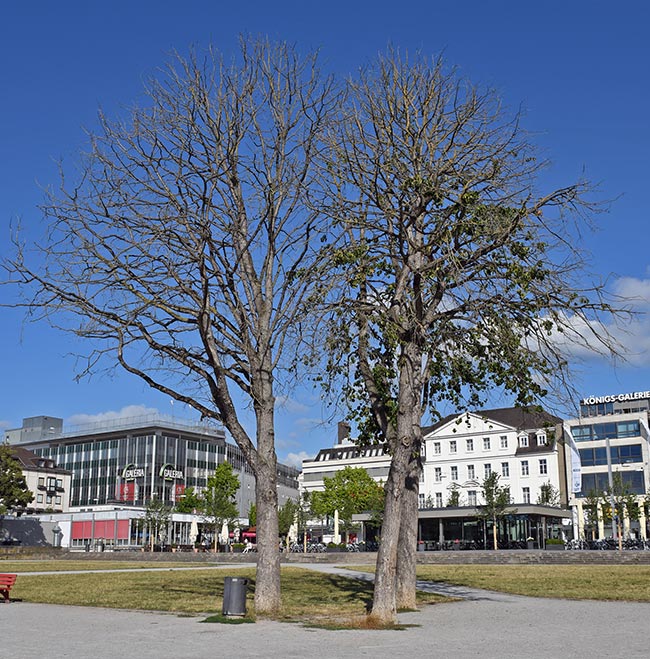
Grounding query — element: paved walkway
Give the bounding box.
[3,564,648,658]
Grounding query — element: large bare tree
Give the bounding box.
[4,38,338,615]
[321,50,624,624]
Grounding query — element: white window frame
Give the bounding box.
[521,460,529,476]
[501,462,509,477]
[500,435,508,449]
[539,459,548,475]
[449,440,457,454]
[519,434,529,448]
[483,437,490,450]
[466,438,474,452]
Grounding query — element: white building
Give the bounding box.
[422,407,566,509]
[299,422,390,496]
[301,410,571,547]
[7,446,72,514]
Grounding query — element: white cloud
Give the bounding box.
[274,395,310,414]
[66,404,160,428]
[282,450,314,469]
[613,277,650,305]
[539,275,650,368]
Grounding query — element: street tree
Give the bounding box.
[247,503,256,527]
[582,489,601,540]
[319,48,624,622]
[175,486,202,514]
[446,487,462,508]
[278,498,297,548]
[4,38,339,614]
[143,496,172,551]
[311,466,385,541]
[202,462,239,551]
[294,491,313,552]
[536,481,561,507]
[0,445,33,515]
[479,472,515,550]
[604,472,640,550]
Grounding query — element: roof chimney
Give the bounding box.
[337,421,351,445]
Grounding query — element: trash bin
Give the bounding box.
[222,577,248,616]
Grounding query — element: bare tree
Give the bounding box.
[478,472,515,550]
[320,49,625,624]
[4,38,338,615]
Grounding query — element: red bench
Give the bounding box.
[0,574,17,602]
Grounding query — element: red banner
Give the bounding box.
[117,482,136,502]
[71,519,129,540]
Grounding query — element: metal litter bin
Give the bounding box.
[222,576,248,616]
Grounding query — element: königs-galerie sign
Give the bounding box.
[581,390,650,406]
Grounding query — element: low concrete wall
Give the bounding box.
[4,547,650,565]
[1,517,58,547]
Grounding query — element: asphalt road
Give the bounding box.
[3,564,647,658]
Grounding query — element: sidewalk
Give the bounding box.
[3,565,648,658]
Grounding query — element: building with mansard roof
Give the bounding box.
[302,408,572,548]
[420,407,570,547]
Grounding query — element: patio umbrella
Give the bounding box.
[189,518,199,545]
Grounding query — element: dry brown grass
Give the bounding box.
[6,565,447,627]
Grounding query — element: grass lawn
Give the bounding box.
[0,560,184,572]
[5,566,446,626]
[7,560,648,627]
[414,564,650,602]
[349,563,650,602]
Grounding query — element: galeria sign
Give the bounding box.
[159,463,184,480]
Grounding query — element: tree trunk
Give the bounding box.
[493,517,498,550]
[396,450,420,610]
[371,347,421,624]
[253,405,281,616]
[370,445,407,624]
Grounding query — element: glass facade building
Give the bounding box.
[6,415,299,511]
[566,391,650,540]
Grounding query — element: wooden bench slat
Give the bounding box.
[0,573,17,602]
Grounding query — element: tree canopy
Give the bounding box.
[4,37,339,615]
[0,445,33,515]
[202,462,240,550]
[311,466,385,537]
[315,48,624,622]
[478,472,515,550]
[142,496,172,551]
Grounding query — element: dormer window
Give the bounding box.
[537,432,547,446]
[518,434,529,448]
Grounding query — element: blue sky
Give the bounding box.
[1,1,649,467]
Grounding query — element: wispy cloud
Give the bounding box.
[537,275,650,368]
[66,404,160,428]
[282,450,314,469]
[275,395,310,414]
